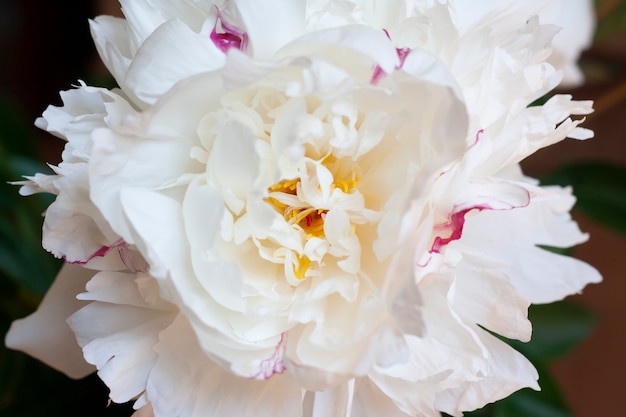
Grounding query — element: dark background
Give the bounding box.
[0,1,624,416]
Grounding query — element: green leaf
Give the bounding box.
[537,245,572,256]
[0,190,60,296]
[507,301,597,362]
[0,98,34,157]
[541,162,626,236]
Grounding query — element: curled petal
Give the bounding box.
[5,264,95,378]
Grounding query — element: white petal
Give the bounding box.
[146,315,302,417]
[120,0,209,36]
[513,246,601,304]
[235,0,306,58]
[435,331,539,415]
[451,0,558,37]
[208,120,260,213]
[456,196,601,304]
[549,0,595,87]
[277,24,399,76]
[303,380,353,417]
[120,187,286,376]
[42,163,117,263]
[125,19,224,104]
[89,72,225,243]
[350,378,409,417]
[5,264,95,378]
[450,251,531,341]
[89,16,141,106]
[68,271,176,403]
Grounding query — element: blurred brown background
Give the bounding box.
[0,1,624,416]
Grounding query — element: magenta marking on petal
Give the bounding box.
[210,8,248,53]
[473,129,484,145]
[429,192,531,254]
[416,252,433,268]
[430,209,472,253]
[370,30,412,85]
[371,66,386,85]
[67,239,125,265]
[253,333,287,380]
[396,47,410,67]
[430,207,490,253]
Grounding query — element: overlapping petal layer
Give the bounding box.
[6,1,600,416]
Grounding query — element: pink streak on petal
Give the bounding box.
[253,333,287,380]
[396,47,410,67]
[423,128,529,256]
[371,65,387,85]
[429,189,531,254]
[430,208,483,253]
[474,129,484,145]
[210,8,249,53]
[370,30,412,84]
[67,239,125,265]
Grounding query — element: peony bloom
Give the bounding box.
[550,0,595,87]
[6,1,600,416]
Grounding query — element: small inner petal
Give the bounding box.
[265,157,362,281]
[210,8,249,53]
[371,29,412,85]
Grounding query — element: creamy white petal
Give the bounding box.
[303,380,353,417]
[454,192,602,304]
[89,72,224,244]
[435,330,539,416]
[449,251,532,341]
[350,378,410,417]
[68,271,176,403]
[125,19,225,104]
[5,264,95,378]
[277,24,400,76]
[146,314,302,417]
[10,2,601,415]
[549,0,595,87]
[89,16,140,106]
[235,0,306,59]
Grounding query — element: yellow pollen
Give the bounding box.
[322,154,360,193]
[266,160,360,282]
[266,179,328,239]
[293,253,311,279]
[333,177,359,193]
[269,178,299,193]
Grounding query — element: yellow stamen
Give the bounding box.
[333,176,359,193]
[266,160,359,282]
[269,178,299,194]
[293,253,311,279]
[267,179,328,239]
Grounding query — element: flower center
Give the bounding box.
[266,159,361,280]
[267,179,328,239]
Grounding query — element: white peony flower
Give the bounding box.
[6,1,601,416]
[550,0,595,87]
[91,0,593,109]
